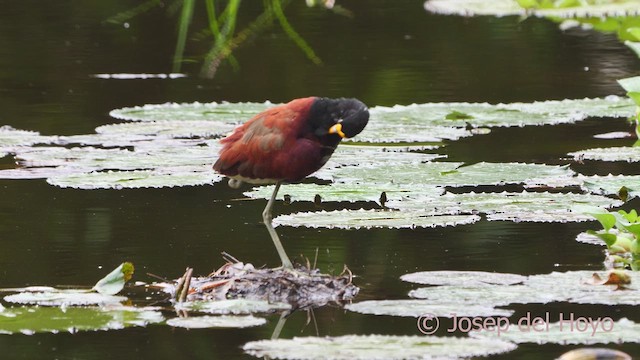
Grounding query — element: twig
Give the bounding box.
[221,251,240,264]
[178,268,193,303]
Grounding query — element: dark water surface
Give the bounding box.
[1,1,639,359]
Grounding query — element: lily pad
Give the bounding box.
[109,101,273,122]
[0,126,57,147]
[389,191,621,221]
[569,146,640,162]
[579,174,640,199]
[424,0,640,18]
[328,162,576,188]
[471,318,640,345]
[166,315,266,329]
[345,300,513,318]
[408,271,640,306]
[95,120,237,138]
[245,183,444,204]
[3,289,127,306]
[0,306,163,335]
[243,334,517,360]
[274,210,481,229]
[174,299,291,315]
[401,270,527,286]
[47,168,222,189]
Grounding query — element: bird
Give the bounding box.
[213,97,369,269]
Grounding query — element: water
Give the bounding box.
[1,1,639,358]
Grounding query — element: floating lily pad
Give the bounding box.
[471,318,640,345]
[244,334,517,359]
[95,120,236,138]
[3,289,127,306]
[47,168,222,189]
[346,299,513,318]
[0,126,56,147]
[579,174,640,199]
[424,0,640,18]
[328,162,576,188]
[92,73,187,79]
[575,231,606,246]
[401,270,526,286]
[273,190,619,229]
[388,191,621,223]
[275,210,481,229]
[408,271,640,306]
[109,101,273,122]
[245,183,444,204]
[174,299,291,315]
[0,306,163,335]
[593,131,634,139]
[166,315,266,329]
[569,146,640,162]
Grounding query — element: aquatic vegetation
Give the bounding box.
[584,208,640,270]
[106,1,339,78]
[243,334,517,359]
[424,0,640,18]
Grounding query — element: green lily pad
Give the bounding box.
[345,300,513,317]
[274,190,620,229]
[569,146,640,162]
[401,270,527,286]
[47,168,222,189]
[386,191,620,222]
[579,174,640,200]
[0,126,57,147]
[424,0,640,18]
[245,183,444,204]
[408,271,640,306]
[3,289,127,306]
[243,334,517,360]
[275,210,481,229]
[328,162,576,188]
[95,120,237,138]
[166,315,266,329]
[109,101,273,122]
[471,318,640,345]
[0,306,163,335]
[174,299,291,315]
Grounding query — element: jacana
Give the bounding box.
[213,97,370,269]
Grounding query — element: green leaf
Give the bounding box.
[93,262,135,295]
[244,335,517,360]
[618,76,640,93]
[516,0,540,9]
[586,230,618,247]
[628,28,640,41]
[588,210,617,231]
[0,306,163,335]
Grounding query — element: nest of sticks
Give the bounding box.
[167,254,359,310]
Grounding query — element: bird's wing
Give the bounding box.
[213,106,301,180]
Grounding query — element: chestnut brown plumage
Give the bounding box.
[213,97,369,269]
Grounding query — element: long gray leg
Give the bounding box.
[262,182,294,269]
